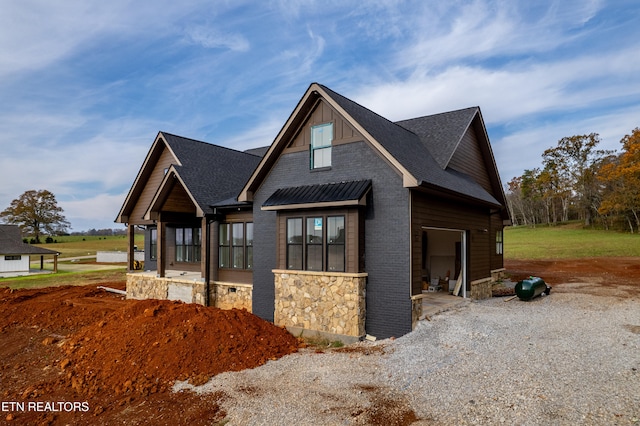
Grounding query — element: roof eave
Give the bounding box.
[416,180,503,208]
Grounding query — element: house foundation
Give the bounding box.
[126,272,252,312]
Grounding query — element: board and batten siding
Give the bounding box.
[161,182,197,214]
[447,126,493,194]
[410,191,492,296]
[284,99,363,153]
[128,147,178,225]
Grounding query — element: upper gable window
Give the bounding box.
[310,123,333,169]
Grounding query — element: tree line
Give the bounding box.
[506,127,640,232]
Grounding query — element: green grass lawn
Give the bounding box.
[32,234,144,258]
[0,269,128,290]
[505,223,640,259]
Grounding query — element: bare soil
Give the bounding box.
[0,281,299,425]
[505,256,640,297]
[1,256,638,425]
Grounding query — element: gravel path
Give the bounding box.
[176,286,640,425]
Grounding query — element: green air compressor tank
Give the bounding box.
[515,277,551,301]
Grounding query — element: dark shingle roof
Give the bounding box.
[244,146,270,157]
[263,180,371,209]
[396,107,478,169]
[161,133,263,215]
[0,225,59,255]
[318,85,500,206]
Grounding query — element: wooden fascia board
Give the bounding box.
[157,132,183,167]
[471,111,509,210]
[315,85,419,188]
[115,132,180,223]
[143,166,204,220]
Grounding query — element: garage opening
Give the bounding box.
[421,227,467,298]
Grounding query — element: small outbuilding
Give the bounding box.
[0,225,59,277]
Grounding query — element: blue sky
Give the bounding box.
[1,0,639,231]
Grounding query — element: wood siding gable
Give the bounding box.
[117,135,180,225]
[447,125,492,193]
[284,99,363,152]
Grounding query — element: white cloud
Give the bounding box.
[61,192,129,231]
[184,26,250,52]
[0,0,209,77]
[352,42,640,125]
[222,116,285,151]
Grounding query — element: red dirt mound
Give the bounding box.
[60,300,301,398]
[0,284,127,333]
[0,283,301,424]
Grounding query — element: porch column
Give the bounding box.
[127,224,135,271]
[157,217,166,278]
[53,254,58,273]
[200,217,207,280]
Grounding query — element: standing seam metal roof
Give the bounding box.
[263,180,372,207]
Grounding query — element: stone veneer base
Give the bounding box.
[273,270,367,340]
[126,273,252,312]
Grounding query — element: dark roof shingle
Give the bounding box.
[0,225,59,255]
[161,133,263,214]
[318,84,500,206]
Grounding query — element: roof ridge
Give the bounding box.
[316,84,420,139]
[395,106,479,124]
[159,131,263,158]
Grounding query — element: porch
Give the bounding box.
[420,291,469,319]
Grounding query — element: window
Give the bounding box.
[310,123,332,169]
[246,223,254,269]
[306,217,323,271]
[149,228,157,260]
[286,218,303,270]
[5,255,21,261]
[496,230,503,255]
[219,222,253,269]
[175,227,201,262]
[219,224,230,268]
[327,216,345,271]
[286,215,345,272]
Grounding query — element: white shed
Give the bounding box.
[0,225,59,277]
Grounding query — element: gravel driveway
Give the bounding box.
[177,282,639,425]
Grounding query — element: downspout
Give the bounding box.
[204,214,212,306]
[408,189,413,297]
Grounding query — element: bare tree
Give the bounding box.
[0,189,70,242]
